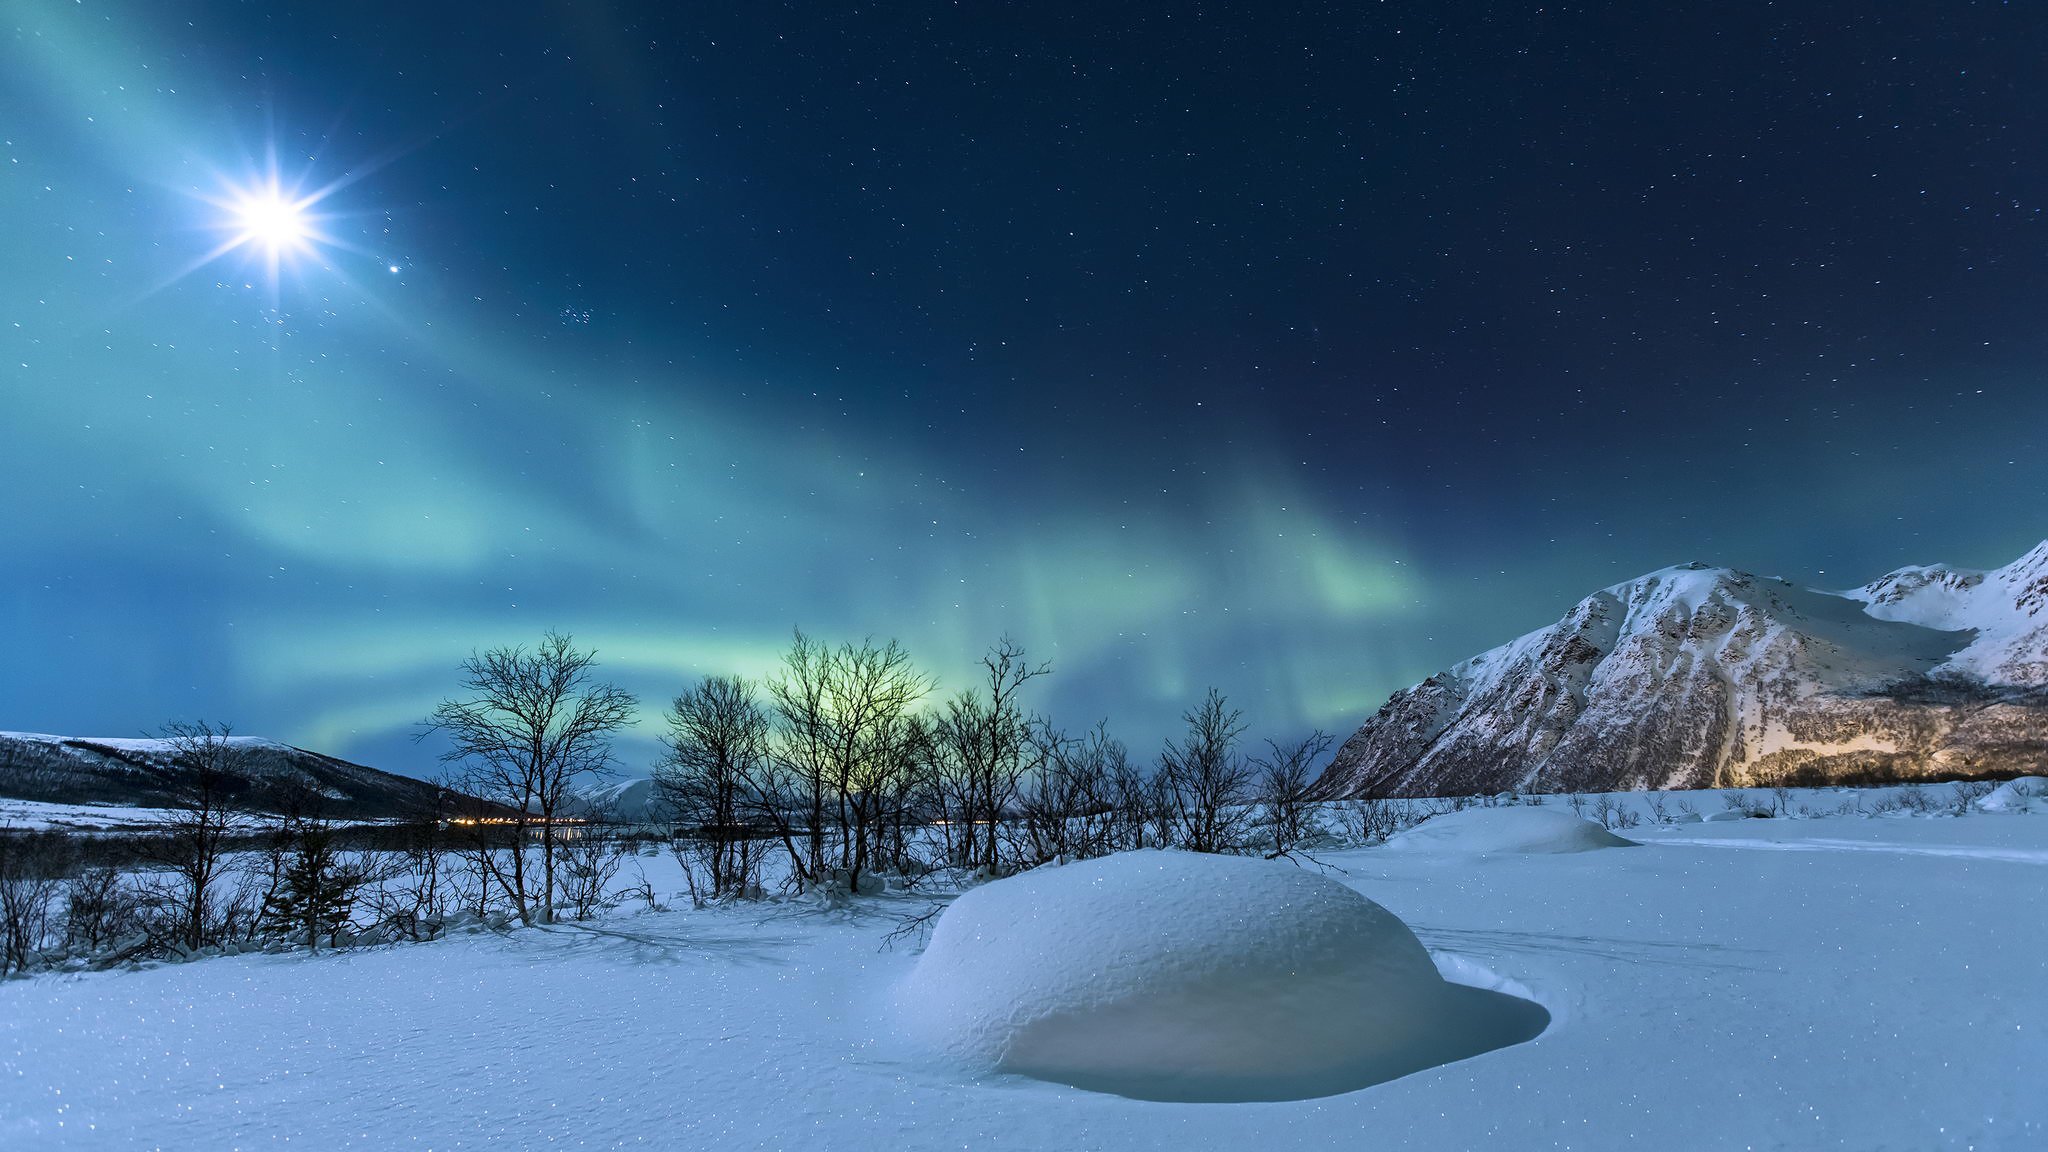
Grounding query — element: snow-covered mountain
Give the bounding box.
[0,731,454,819]
[1848,540,2048,687]
[1313,543,2048,798]
[569,775,661,822]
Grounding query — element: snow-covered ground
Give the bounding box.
[3,788,2043,1150]
[0,797,186,832]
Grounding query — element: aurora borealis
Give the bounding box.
[5,2,2046,773]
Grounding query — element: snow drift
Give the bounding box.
[1977,776,2046,813]
[1387,806,1636,854]
[895,850,1547,1102]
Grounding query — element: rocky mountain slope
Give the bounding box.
[1313,542,2048,797]
[0,731,453,819]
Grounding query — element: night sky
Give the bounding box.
[4,1,2046,774]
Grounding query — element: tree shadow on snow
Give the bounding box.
[1414,925,1767,973]
[521,919,802,968]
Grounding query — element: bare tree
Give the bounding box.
[929,638,1048,874]
[0,830,72,974]
[763,630,836,887]
[765,631,934,893]
[1157,689,1255,854]
[422,632,638,924]
[873,712,938,880]
[1018,721,1124,865]
[441,786,519,919]
[1252,730,1333,859]
[1107,749,1157,852]
[141,721,253,952]
[653,674,773,902]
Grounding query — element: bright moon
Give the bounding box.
[232,184,314,256]
[184,155,354,294]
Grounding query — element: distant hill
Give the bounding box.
[0,731,455,820]
[571,775,661,823]
[1313,542,2048,798]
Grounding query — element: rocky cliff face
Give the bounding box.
[1313,544,2048,798]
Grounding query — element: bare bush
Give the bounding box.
[1894,783,1938,815]
[1950,779,1996,815]
[63,865,145,955]
[1157,689,1256,854]
[1252,730,1333,859]
[1337,797,1406,845]
[363,817,457,941]
[0,830,72,974]
[556,826,629,920]
[1588,794,1641,831]
[1723,792,1773,819]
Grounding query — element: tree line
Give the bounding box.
[0,626,1352,974]
[646,630,1336,901]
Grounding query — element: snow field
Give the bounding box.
[2,783,2043,1150]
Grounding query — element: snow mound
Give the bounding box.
[1977,777,2047,813]
[895,850,1546,1102]
[1387,806,1637,854]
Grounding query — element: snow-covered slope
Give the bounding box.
[1314,543,2048,798]
[0,731,451,819]
[1849,540,2048,687]
[570,775,660,822]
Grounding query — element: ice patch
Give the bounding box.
[894,850,1546,1102]
[1387,806,1637,854]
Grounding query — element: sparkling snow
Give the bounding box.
[3,788,2044,1150]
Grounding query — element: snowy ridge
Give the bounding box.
[1847,539,2048,686]
[1315,543,2048,798]
[0,730,451,818]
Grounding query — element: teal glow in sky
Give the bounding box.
[4,2,2045,775]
